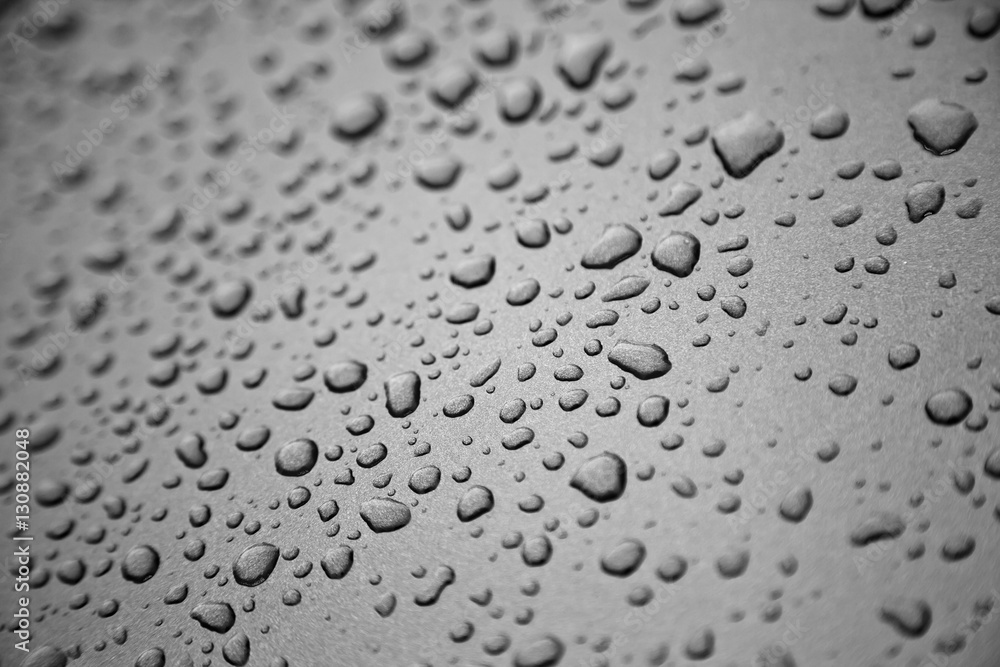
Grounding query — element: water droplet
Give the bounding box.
[190,602,236,633]
[581,224,643,269]
[925,388,973,425]
[907,99,978,155]
[274,438,319,477]
[121,545,160,583]
[570,452,627,502]
[556,34,611,89]
[233,543,280,587]
[320,545,355,578]
[457,485,495,521]
[712,112,785,178]
[385,371,421,417]
[360,498,412,532]
[608,340,672,379]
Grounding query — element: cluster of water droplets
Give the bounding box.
[0,0,998,665]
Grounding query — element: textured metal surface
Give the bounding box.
[0,0,999,666]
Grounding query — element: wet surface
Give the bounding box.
[0,0,999,666]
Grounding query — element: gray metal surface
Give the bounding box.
[0,0,998,666]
